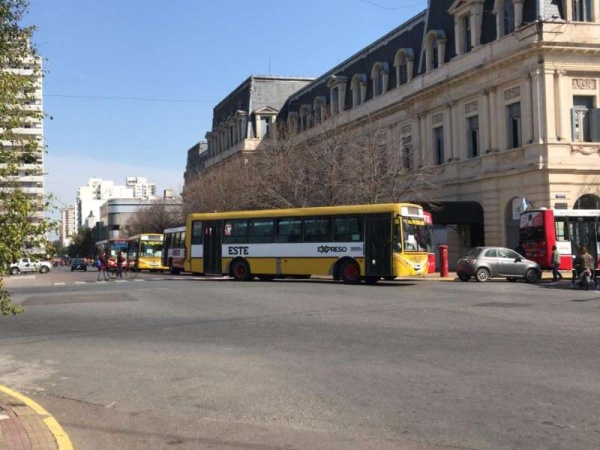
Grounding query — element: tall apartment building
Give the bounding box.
[76,177,157,229]
[1,53,45,224]
[60,205,76,247]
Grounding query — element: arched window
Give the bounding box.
[351,74,367,107]
[394,49,414,86]
[371,62,389,98]
[574,194,600,209]
[299,105,312,131]
[313,96,326,125]
[494,0,523,36]
[425,30,446,72]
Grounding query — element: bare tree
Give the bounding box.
[125,199,184,236]
[182,115,440,213]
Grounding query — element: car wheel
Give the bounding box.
[9,267,19,276]
[525,269,539,283]
[39,266,49,274]
[458,274,470,282]
[475,268,490,282]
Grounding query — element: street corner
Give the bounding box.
[0,385,73,450]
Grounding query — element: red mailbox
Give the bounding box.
[438,244,449,277]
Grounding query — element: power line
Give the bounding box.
[358,0,427,10]
[44,94,218,104]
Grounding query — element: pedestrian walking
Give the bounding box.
[551,245,563,281]
[117,249,125,278]
[97,252,108,281]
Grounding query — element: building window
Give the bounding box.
[394,49,414,86]
[402,134,413,170]
[351,74,366,107]
[425,31,446,72]
[572,96,600,142]
[433,126,444,165]
[573,0,592,21]
[506,102,521,149]
[373,66,383,97]
[464,15,472,53]
[259,116,272,138]
[299,106,312,131]
[467,116,479,158]
[331,87,339,115]
[501,1,515,36]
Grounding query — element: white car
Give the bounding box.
[9,257,52,275]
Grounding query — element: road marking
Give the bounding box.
[53,282,66,286]
[0,385,74,450]
[74,281,86,285]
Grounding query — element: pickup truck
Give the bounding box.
[9,257,52,275]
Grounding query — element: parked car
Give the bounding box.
[9,257,52,275]
[456,247,541,283]
[70,258,88,272]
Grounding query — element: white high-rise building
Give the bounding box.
[1,53,45,224]
[76,177,157,228]
[60,205,76,247]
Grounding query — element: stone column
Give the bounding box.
[488,87,498,152]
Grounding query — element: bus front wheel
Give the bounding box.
[231,259,252,281]
[340,260,361,284]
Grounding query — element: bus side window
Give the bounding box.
[277,218,302,243]
[191,221,203,245]
[223,220,248,244]
[249,219,275,243]
[555,218,567,241]
[304,217,331,242]
[333,217,362,242]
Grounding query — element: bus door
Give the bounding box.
[364,215,391,276]
[570,217,598,265]
[203,221,222,275]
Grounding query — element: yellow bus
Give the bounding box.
[127,233,168,271]
[185,203,430,284]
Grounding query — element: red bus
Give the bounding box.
[519,208,600,270]
[162,226,186,274]
[95,238,128,263]
[423,211,436,273]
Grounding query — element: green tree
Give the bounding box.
[67,227,96,259]
[0,0,52,316]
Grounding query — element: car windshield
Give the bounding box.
[73,259,84,263]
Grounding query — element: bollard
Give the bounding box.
[438,244,449,277]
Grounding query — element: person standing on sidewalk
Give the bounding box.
[551,245,563,282]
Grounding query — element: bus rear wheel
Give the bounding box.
[340,260,361,284]
[231,259,252,281]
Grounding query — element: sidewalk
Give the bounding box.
[0,386,72,450]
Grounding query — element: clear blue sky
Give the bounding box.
[29,0,427,211]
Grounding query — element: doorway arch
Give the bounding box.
[574,194,600,209]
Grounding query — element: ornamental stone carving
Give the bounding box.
[401,124,411,134]
[464,101,478,114]
[572,79,597,90]
[571,144,600,156]
[504,86,520,101]
[432,112,443,124]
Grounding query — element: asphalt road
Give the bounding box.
[1,271,599,449]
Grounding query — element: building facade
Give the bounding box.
[76,177,158,229]
[59,205,76,247]
[188,0,600,265]
[200,75,314,171]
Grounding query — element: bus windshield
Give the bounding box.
[140,241,162,257]
[402,218,429,252]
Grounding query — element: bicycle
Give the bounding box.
[106,260,138,280]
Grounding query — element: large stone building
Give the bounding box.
[189,0,600,263]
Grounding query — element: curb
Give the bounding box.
[0,385,73,450]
